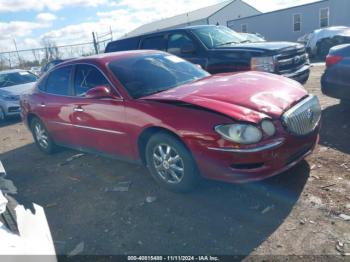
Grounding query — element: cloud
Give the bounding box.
[42,22,99,43]
[99,0,224,35]
[36,13,57,23]
[0,0,225,52]
[0,0,108,12]
[0,21,48,40]
[0,21,50,51]
[39,0,223,47]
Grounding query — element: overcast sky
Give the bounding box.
[0,0,319,51]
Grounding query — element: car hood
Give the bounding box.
[0,82,36,97]
[215,41,304,52]
[142,72,307,123]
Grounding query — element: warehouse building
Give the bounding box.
[126,0,261,37]
[125,0,350,42]
[227,0,350,41]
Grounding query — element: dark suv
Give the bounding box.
[105,25,310,83]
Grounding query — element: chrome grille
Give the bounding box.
[282,95,321,136]
[276,47,309,74]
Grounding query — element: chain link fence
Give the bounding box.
[0,37,112,71]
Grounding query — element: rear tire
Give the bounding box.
[317,40,332,60]
[30,117,57,154]
[145,132,200,192]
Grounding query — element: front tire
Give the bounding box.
[317,40,332,60]
[30,117,56,154]
[145,132,200,192]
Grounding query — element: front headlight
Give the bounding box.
[215,124,262,145]
[0,95,19,101]
[251,56,275,72]
[261,119,276,137]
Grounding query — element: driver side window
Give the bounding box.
[167,33,194,56]
[74,64,110,97]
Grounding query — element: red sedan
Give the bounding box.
[20,50,321,192]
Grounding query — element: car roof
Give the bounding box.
[0,69,27,75]
[58,50,163,67]
[314,26,349,34]
[117,24,220,40]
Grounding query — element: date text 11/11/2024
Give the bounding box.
[127,255,220,261]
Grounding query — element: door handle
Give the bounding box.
[73,107,84,112]
[39,103,46,108]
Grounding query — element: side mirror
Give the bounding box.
[85,85,113,99]
[181,43,196,54]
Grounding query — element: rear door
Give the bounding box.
[68,64,130,157]
[36,65,76,145]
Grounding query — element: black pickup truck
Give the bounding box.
[105,25,310,83]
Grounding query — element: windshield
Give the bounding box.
[109,53,210,99]
[240,33,265,43]
[0,71,38,88]
[192,26,246,49]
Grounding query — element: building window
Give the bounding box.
[293,14,301,32]
[241,24,247,33]
[320,7,329,28]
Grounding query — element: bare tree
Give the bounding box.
[31,49,42,65]
[41,37,61,62]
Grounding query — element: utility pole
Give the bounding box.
[8,53,11,69]
[110,26,113,41]
[92,32,98,54]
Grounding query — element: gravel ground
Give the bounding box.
[0,65,349,260]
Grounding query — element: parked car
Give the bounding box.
[298,26,350,59]
[105,25,310,84]
[240,32,266,43]
[321,44,350,105]
[29,66,41,76]
[20,51,321,192]
[0,69,38,121]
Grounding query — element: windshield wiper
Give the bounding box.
[240,40,252,43]
[215,41,239,47]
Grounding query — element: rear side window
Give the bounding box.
[141,36,166,50]
[46,66,72,96]
[74,64,110,97]
[37,76,47,91]
[105,38,140,52]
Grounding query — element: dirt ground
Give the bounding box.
[0,65,349,260]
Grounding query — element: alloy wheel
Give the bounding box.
[34,122,49,149]
[152,143,185,184]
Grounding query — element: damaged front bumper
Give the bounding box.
[190,130,319,184]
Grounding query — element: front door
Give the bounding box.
[68,64,130,158]
[167,32,207,68]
